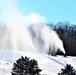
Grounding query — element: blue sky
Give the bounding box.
[17,0,76,24]
[0,0,76,25]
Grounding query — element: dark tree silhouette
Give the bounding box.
[58,64,76,75]
[11,56,42,75]
[48,21,76,56]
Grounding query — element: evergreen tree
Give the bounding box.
[11,56,42,75]
[58,64,76,75]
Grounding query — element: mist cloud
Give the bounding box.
[0,0,47,26]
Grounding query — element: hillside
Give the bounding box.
[0,50,76,75]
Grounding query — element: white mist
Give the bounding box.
[0,0,65,56]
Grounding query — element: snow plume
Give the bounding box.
[0,0,65,55]
[40,25,65,54]
[30,24,65,54]
[0,24,65,55]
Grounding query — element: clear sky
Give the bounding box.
[17,0,76,24]
[0,0,76,25]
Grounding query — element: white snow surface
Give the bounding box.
[0,50,76,75]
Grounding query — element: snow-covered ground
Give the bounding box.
[0,50,76,75]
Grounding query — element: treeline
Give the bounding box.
[49,22,76,56]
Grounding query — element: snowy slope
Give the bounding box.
[0,50,76,75]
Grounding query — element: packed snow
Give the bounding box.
[0,50,76,75]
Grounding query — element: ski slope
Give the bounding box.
[0,50,76,75]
